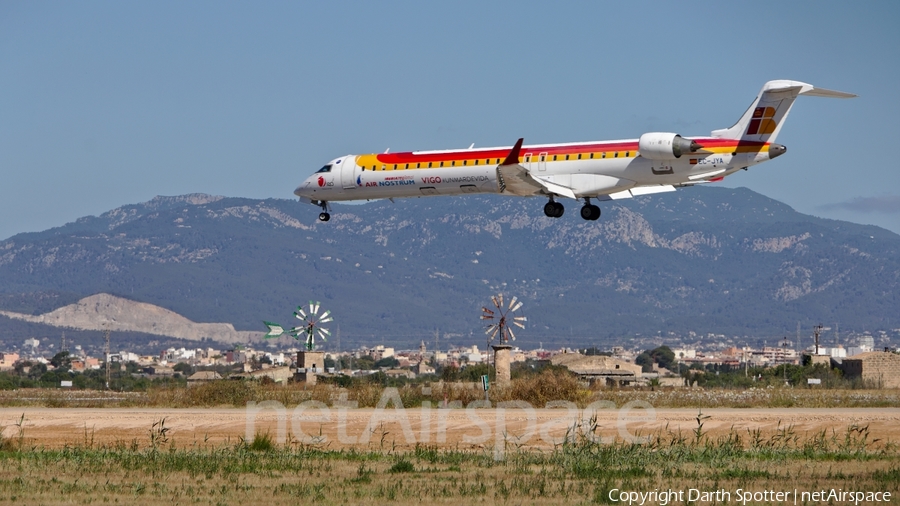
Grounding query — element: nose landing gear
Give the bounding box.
[317,201,330,222]
[580,198,601,221]
[543,199,565,218]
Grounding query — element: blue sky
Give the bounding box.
[2,1,898,240]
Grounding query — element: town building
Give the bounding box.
[840,351,900,388]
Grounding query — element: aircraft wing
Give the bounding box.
[496,138,577,199]
[497,138,679,201]
[497,164,578,199]
[595,185,676,201]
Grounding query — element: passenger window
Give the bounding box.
[463,160,467,166]
[614,152,618,158]
[602,152,606,159]
[474,160,479,165]
[577,154,582,160]
[589,153,594,159]
[451,161,455,166]
[428,162,432,168]
[416,163,420,168]
[440,162,444,167]
[565,155,570,160]
[393,164,397,170]
[552,155,557,161]
[405,164,409,169]
[625,151,630,157]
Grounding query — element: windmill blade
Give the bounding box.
[508,296,518,310]
[513,321,525,329]
[484,324,496,335]
[319,310,331,320]
[514,315,527,322]
[507,327,516,341]
[311,301,320,315]
[481,315,494,320]
[482,307,494,315]
[491,295,500,309]
[489,326,500,340]
[319,317,334,324]
[319,327,332,336]
[497,294,504,309]
[510,301,523,313]
[316,328,328,341]
[295,308,307,319]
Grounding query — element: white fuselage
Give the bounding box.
[294,137,776,204]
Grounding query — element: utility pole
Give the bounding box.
[104,326,111,390]
[781,337,791,384]
[813,324,824,356]
[60,331,67,353]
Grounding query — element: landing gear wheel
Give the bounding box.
[318,212,330,222]
[543,202,557,217]
[543,201,564,218]
[580,205,594,220]
[579,204,600,221]
[580,197,601,221]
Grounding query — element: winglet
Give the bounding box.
[501,138,524,166]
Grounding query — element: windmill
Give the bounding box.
[262,301,333,351]
[482,294,526,345]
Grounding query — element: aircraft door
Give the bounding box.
[340,156,358,189]
[523,153,532,171]
[538,152,548,171]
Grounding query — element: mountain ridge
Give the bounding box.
[0,293,261,344]
[1,187,898,349]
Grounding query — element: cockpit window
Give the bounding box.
[316,165,333,173]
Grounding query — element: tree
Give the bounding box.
[173,362,194,376]
[50,351,72,371]
[650,346,676,371]
[635,351,654,373]
[374,356,400,369]
[355,355,375,371]
[441,364,459,382]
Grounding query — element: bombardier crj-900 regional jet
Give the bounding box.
[295,80,854,222]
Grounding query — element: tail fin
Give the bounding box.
[711,80,856,142]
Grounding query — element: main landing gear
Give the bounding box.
[543,199,565,218]
[317,201,330,222]
[580,198,601,221]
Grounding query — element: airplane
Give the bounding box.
[294,80,855,222]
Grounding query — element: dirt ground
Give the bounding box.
[4,406,899,450]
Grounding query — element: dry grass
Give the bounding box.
[0,416,897,505]
[0,371,899,409]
